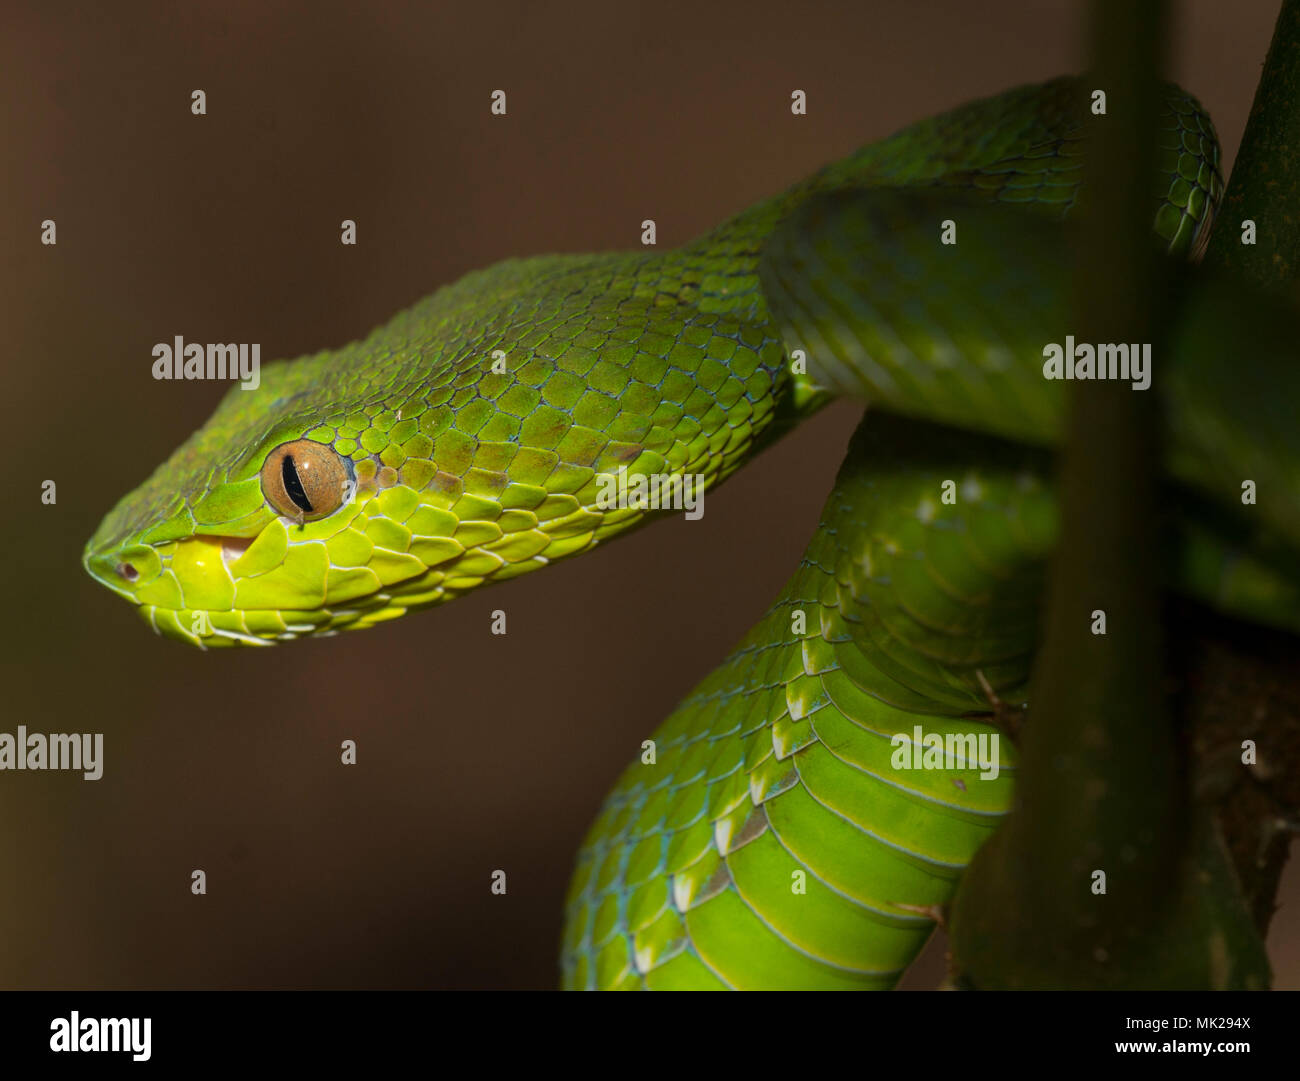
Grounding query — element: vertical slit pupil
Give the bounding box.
[282,454,314,513]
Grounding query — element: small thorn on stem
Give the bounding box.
[975,668,1001,710]
[975,668,1027,740]
[894,901,947,928]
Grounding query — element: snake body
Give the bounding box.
[85,79,1300,989]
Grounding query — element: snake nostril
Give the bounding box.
[117,562,139,582]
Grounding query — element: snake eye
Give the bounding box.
[259,440,353,521]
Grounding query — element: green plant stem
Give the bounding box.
[949,0,1209,989]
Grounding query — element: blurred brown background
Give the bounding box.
[1,0,1295,989]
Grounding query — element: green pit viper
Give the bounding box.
[84,77,1300,989]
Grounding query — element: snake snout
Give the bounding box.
[82,543,161,602]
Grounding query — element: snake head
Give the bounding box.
[81,347,581,647]
[81,347,431,647]
[81,341,604,648]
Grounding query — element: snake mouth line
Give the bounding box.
[85,518,471,647]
